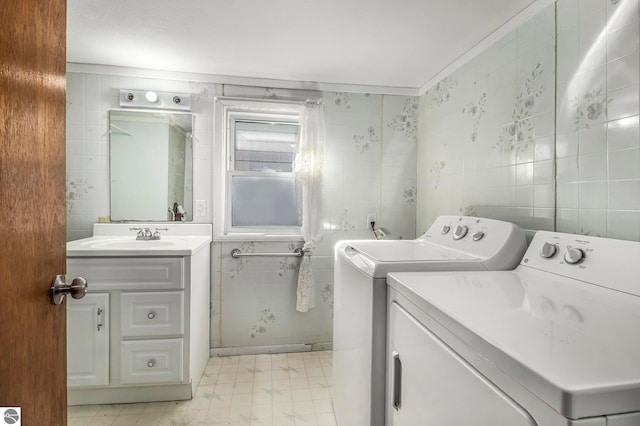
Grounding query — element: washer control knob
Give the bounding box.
[539,242,558,259]
[453,225,468,240]
[472,231,484,241]
[441,225,451,235]
[564,247,585,264]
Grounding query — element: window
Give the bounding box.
[214,98,303,238]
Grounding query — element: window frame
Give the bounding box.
[213,97,304,240]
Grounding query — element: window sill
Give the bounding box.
[213,233,304,242]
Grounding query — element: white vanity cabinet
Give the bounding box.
[66,242,210,405]
[67,293,109,387]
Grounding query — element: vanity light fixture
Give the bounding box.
[119,89,191,111]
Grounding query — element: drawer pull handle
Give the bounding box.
[147,360,156,368]
[97,308,103,331]
[147,312,156,320]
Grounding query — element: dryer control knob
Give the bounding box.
[441,225,450,234]
[539,242,558,259]
[453,225,468,240]
[564,247,584,264]
[472,231,484,241]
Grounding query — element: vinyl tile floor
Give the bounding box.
[67,351,337,426]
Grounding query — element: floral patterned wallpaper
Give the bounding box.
[418,1,558,233]
[495,63,545,154]
[67,75,417,350]
[418,0,640,241]
[213,85,417,348]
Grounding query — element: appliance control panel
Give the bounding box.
[522,230,640,296]
[420,216,527,269]
[424,216,517,245]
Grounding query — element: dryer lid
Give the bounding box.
[388,268,640,420]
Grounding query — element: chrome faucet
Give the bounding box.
[129,227,165,240]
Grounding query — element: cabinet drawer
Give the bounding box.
[121,292,184,337]
[120,339,183,384]
[67,257,184,291]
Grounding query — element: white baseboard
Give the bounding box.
[210,342,332,357]
[310,342,333,351]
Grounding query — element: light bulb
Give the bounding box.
[145,91,158,103]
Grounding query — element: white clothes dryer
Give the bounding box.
[387,231,640,425]
[332,215,527,426]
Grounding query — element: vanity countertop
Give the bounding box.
[67,223,212,257]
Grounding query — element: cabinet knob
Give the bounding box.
[147,360,156,368]
[147,312,156,320]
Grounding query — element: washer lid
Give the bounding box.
[388,268,640,420]
[341,240,480,278]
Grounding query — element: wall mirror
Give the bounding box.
[109,110,193,222]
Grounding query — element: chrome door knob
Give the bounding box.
[51,275,88,305]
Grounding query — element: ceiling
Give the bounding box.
[67,0,546,93]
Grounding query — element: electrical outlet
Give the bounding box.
[195,200,206,217]
[366,212,377,230]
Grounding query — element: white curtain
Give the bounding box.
[294,99,325,312]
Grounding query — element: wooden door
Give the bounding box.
[0,0,68,425]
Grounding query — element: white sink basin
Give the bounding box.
[80,238,183,249]
[97,240,175,248]
[68,235,211,257]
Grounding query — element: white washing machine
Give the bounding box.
[332,215,527,426]
[387,231,640,426]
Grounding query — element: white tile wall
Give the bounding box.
[556,0,640,238]
[417,4,557,233]
[66,78,417,349]
[65,74,220,241]
[418,0,640,241]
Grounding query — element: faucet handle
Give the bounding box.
[129,227,144,237]
[153,228,168,239]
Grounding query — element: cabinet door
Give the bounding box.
[387,302,537,426]
[67,293,109,387]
